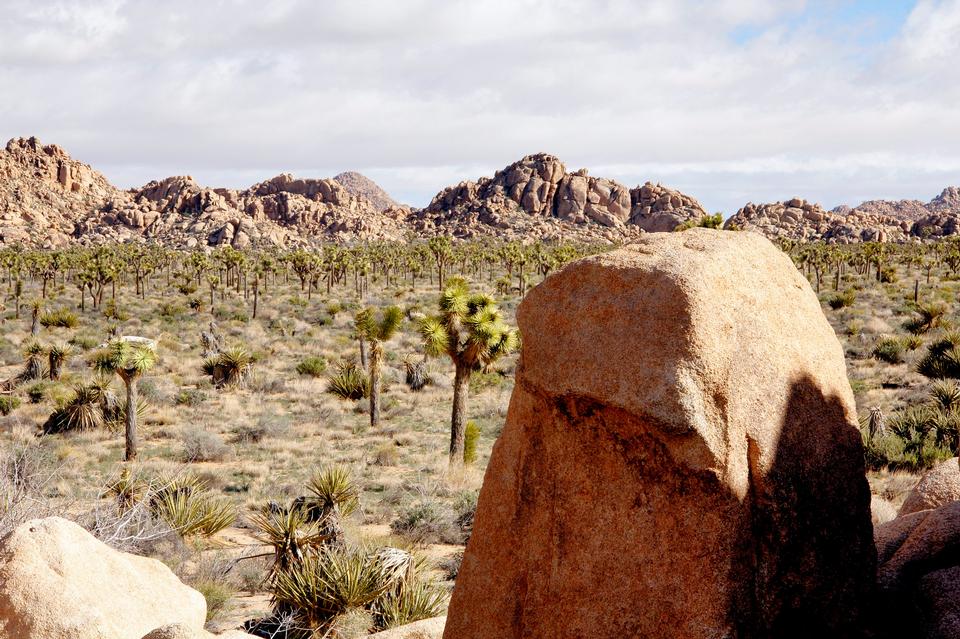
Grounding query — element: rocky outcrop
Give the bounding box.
[900,458,960,516]
[333,171,402,212]
[0,137,124,247]
[727,197,910,243]
[0,517,206,639]
[876,501,960,638]
[416,153,707,242]
[444,230,875,638]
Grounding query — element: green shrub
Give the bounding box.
[296,356,328,378]
[873,337,905,364]
[828,289,856,310]
[193,579,235,622]
[39,308,79,328]
[175,388,207,407]
[68,335,98,351]
[0,395,21,416]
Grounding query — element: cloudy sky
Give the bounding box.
[1,0,959,214]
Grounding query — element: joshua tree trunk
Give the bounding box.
[449,362,471,465]
[369,341,382,429]
[359,338,368,369]
[123,375,139,461]
[30,309,39,336]
[49,353,62,380]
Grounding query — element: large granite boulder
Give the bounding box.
[444,229,875,639]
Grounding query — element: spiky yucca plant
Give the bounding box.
[917,332,960,379]
[151,489,236,538]
[42,383,104,434]
[270,546,393,630]
[47,343,71,381]
[326,360,369,400]
[94,338,157,461]
[354,306,403,428]
[22,341,46,382]
[203,346,253,389]
[931,380,960,413]
[904,302,948,335]
[252,506,328,580]
[372,580,448,630]
[419,278,519,464]
[303,465,360,547]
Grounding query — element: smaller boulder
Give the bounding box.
[900,458,960,516]
[0,517,206,639]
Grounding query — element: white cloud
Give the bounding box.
[0,0,957,214]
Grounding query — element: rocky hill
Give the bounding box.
[333,171,401,212]
[726,198,912,243]
[0,139,710,248]
[0,137,124,248]
[411,153,707,243]
[6,135,960,248]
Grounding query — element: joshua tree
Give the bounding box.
[420,278,519,465]
[48,344,71,380]
[29,299,42,336]
[94,338,157,462]
[354,306,403,428]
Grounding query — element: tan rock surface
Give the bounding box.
[900,458,960,516]
[365,616,446,638]
[0,517,206,639]
[141,623,258,639]
[875,502,960,637]
[444,229,875,639]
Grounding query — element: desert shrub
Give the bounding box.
[463,421,481,465]
[931,380,960,412]
[232,414,290,444]
[68,334,98,351]
[159,301,186,319]
[0,396,21,416]
[880,266,897,283]
[26,381,47,404]
[846,320,863,337]
[372,443,399,466]
[102,299,129,321]
[194,579,235,622]
[828,289,856,310]
[327,360,369,400]
[175,388,207,406]
[296,356,328,378]
[180,427,231,462]
[440,550,463,580]
[39,308,79,328]
[873,336,905,364]
[390,501,460,545]
[453,490,478,534]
